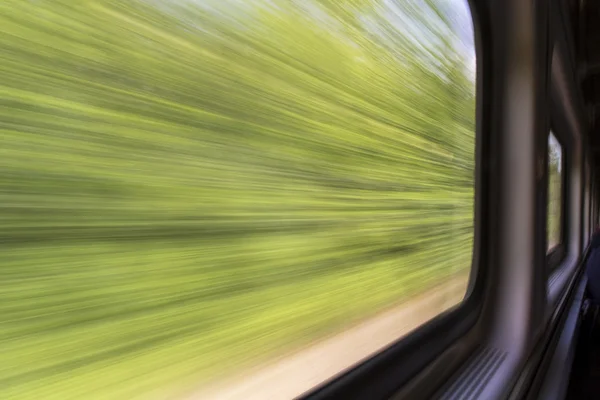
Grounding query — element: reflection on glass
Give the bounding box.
[0,0,475,399]
[547,132,563,251]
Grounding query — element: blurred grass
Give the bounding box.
[0,0,475,399]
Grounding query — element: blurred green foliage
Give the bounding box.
[0,0,475,399]
[547,133,562,250]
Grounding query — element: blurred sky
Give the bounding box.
[181,0,476,80]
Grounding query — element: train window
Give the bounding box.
[583,160,589,248]
[593,182,597,233]
[547,132,564,252]
[586,164,592,244]
[1,0,476,399]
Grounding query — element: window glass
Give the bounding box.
[547,132,563,251]
[591,178,595,236]
[584,162,590,247]
[593,185,597,234]
[587,176,591,241]
[0,0,476,399]
[587,165,592,241]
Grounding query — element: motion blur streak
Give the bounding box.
[0,0,474,399]
[547,133,563,251]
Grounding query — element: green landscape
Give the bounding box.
[0,0,476,399]
[547,133,563,249]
